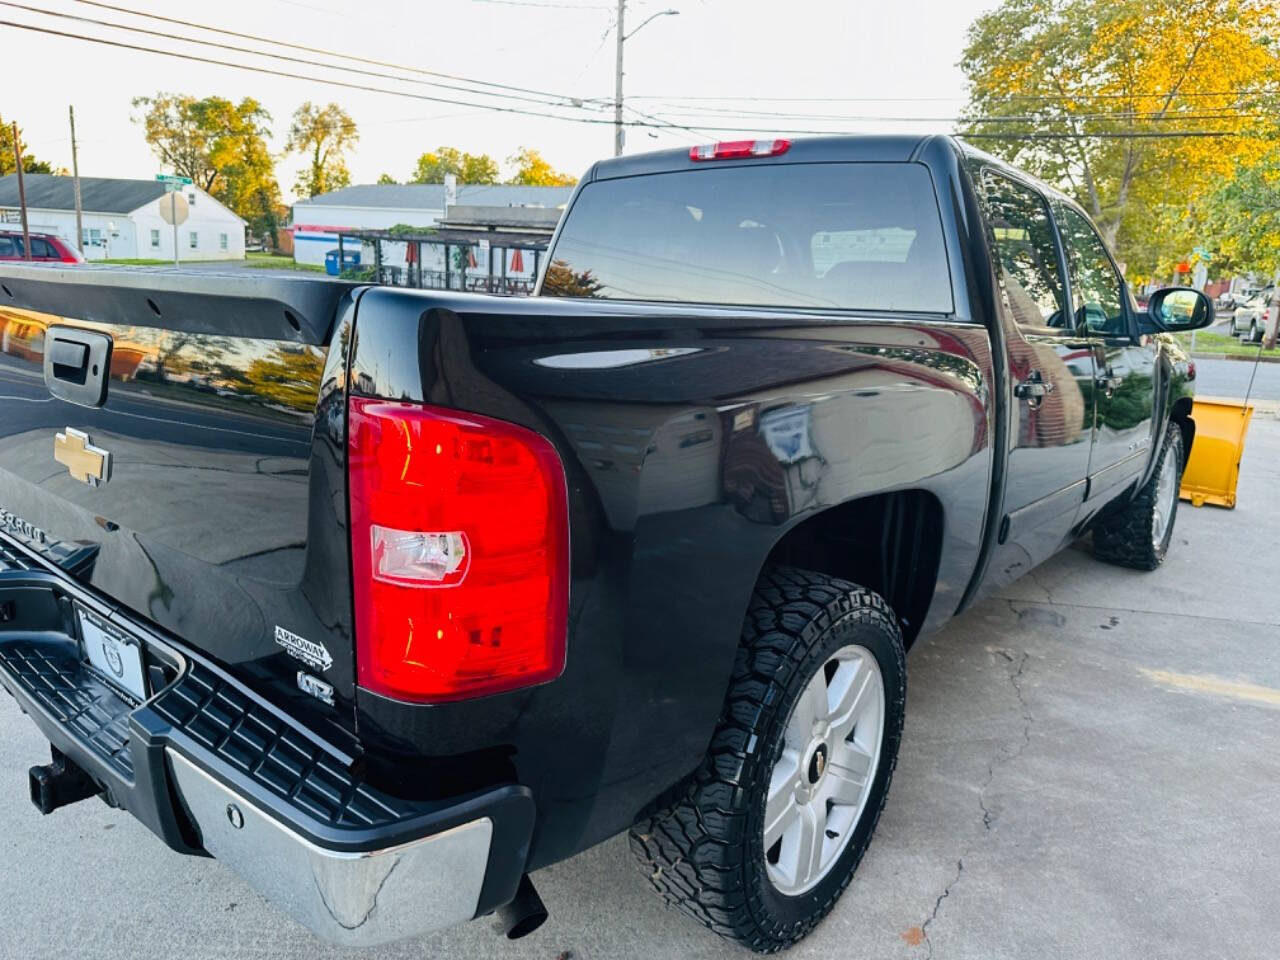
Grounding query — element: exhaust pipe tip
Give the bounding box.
[495,874,547,940]
[29,747,99,815]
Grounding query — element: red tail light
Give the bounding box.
[347,398,569,702]
[689,138,791,161]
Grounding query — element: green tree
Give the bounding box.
[0,116,56,175]
[132,93,281,242]
[287,102,358,199]
[1198,147,1280,276]
[505,147,577,186]
[959,0,1280,279]
[410,147,499,184]
[376,172,398,184]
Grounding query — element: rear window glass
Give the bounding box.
[542,163,952,313]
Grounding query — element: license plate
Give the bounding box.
[78,606,147,702]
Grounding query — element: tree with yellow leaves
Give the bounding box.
[960,0,1280,279]
[506,148,577,186]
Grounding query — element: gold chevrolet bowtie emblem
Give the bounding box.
[54,428,111,487]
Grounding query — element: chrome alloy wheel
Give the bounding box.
[763,644,885,896]
[1152,447,1178,548]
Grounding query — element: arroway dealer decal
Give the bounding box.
[274,625,333,672]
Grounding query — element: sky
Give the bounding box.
[6,0,995,204]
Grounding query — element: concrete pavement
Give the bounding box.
[1,426,1277,959]
[1192,355,1280,404]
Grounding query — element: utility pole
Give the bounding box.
[613,4,679,158]
[614,0,626,158]
[69,106,83,254]
[10,122,30,261]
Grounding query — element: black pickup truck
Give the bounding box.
[0,136,1211,951]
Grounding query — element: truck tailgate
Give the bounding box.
[0,265,359,734]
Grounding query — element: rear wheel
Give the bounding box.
[1093,425,1183,570]
[629,566,905,952]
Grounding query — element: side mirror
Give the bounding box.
[1142,286,1214,333]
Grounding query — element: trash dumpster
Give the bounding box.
[324,248,361,276]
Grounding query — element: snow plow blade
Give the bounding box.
[1180,399,1253,509]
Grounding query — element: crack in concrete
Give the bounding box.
[977,650,1033,832]
[920,859,963,959]
[913,644,1035,953]
[1004,594,1280,629]
[1026,568,1055,604]
[1009,651,1033,750]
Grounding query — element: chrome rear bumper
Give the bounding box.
[168,751,493,945]
[0,562,534,948]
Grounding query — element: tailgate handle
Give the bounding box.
[43,326,113,408]
[49,339,89,375]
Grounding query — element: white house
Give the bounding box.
[0,175,246,261]
[289,183,574,275]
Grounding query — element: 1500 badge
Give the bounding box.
[273,625,333,672]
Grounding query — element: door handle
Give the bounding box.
[1095,372,1122,396]
[1014,371,1055,404]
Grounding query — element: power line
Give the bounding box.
[2,19,1267,142]
[961,131,1253,140]
[46,2,1279,138]
[0,18,615,123]
[622,103,710,142]
[72,0,594,105]
[957,113,1271,125]
[641,104,1271,124]
[628,89,1278,102]
[5,1,598,112]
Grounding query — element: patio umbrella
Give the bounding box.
[510,248,525,273]
[467,248,478,269]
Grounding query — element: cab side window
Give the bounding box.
[980,171,1069,335]
[1054,204,1126,337]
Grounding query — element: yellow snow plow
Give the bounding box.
[1180,325,1267,509]
[1179,398,1253,508]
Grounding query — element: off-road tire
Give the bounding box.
[628,566,906,952]
[1093,425,1184,570]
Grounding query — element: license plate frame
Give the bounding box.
[77,605,147,703]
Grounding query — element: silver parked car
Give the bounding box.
[1228,289,1272,341]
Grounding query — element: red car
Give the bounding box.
[0,230,83,263]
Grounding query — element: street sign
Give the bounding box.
[159,193,189,226]
[157,173,193,193]
[156,177,191,267]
